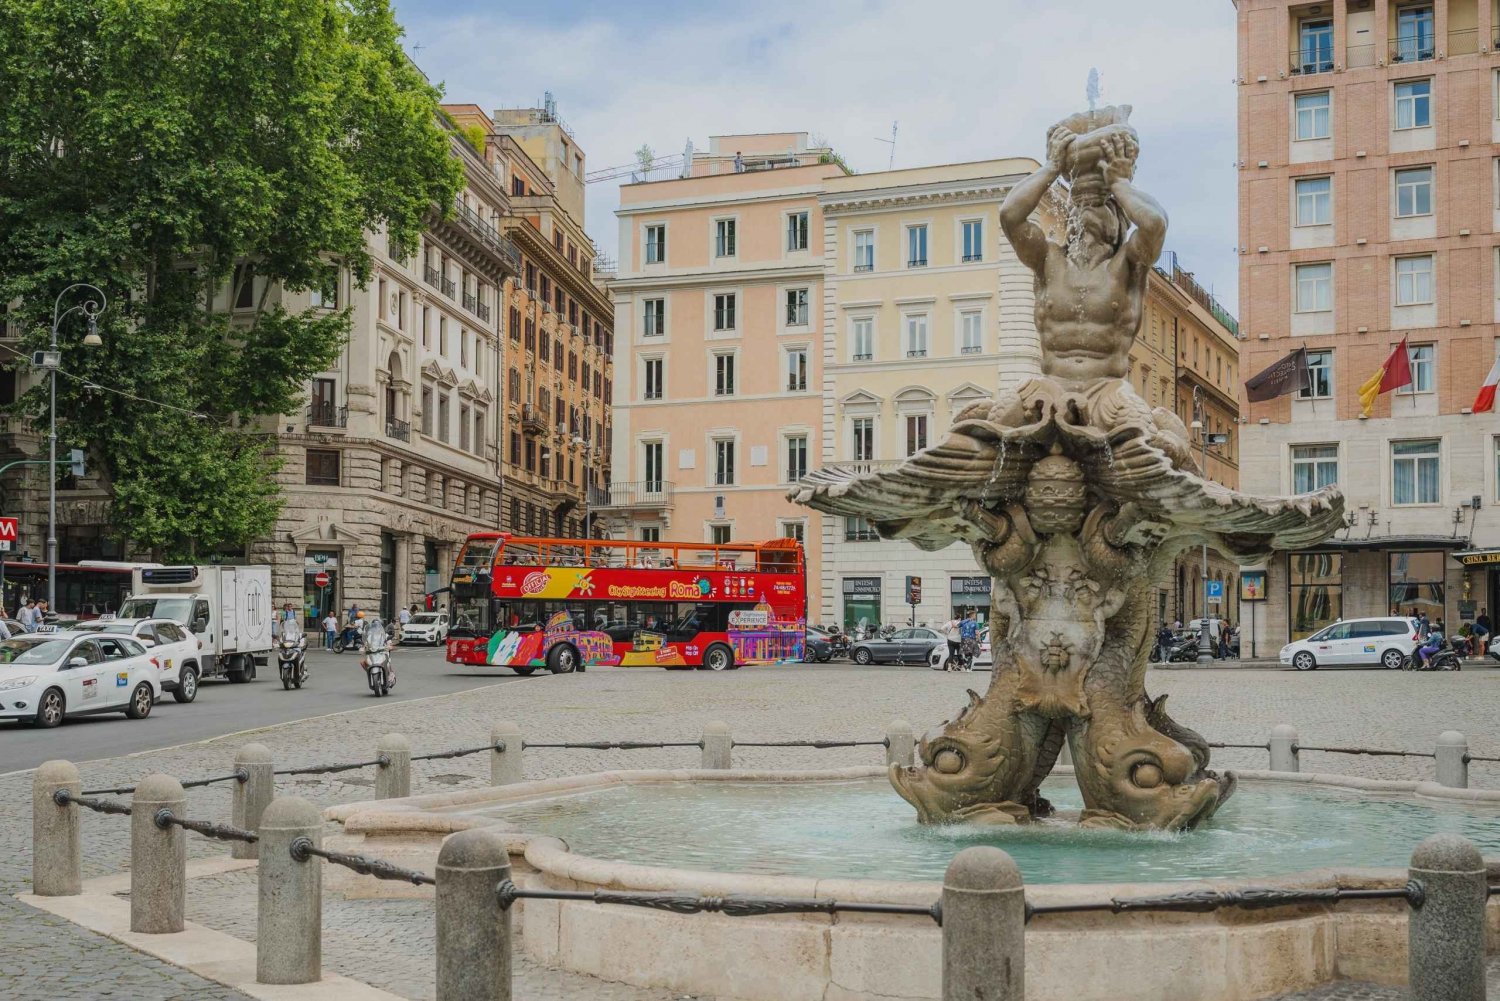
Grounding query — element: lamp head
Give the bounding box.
[82,315,102,348]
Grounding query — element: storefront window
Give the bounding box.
[303,550,339,627]
[1389,551,1445,623]
[1288,551,1341,641]
[842,578,881,631]
[950,576,991,621]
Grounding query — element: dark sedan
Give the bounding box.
[803,627,834,663]
[850,627,944,665]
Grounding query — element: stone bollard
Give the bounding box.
[436,827,514,1001]
[375,733,411,800]
[942,846,1025,1001]
[1408,834,1487,1001]
[257,796,322,985]
[1268,724,1300,773]
[1433,731,1468,789]
[491,721,523,786]
[131,773,186,934]
[885,719,915,768]
[232,743,275,860]
[701,721,732,769]
[31,760,81,896]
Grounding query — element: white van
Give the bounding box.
[1279,617,1421,671]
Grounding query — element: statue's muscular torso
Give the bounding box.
[1035,243,1145,386]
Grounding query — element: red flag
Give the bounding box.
[1378,337,1412,394]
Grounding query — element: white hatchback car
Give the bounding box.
[401,612,449,646]
[72,617,203,703]
[1279,617,1421,671]
[0,632,163,727]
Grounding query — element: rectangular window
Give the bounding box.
[1394,80,1432,129]
[309,271,339,309]
[524,440,535,472]
[781,520,805,543]
[787,211,809,252]
[1395,255,1434,305]
[643,358,663,400]
[785,435,808,482]
[785,288,809,326]
[1393,7,1434,63]
[905,414,928,456]
[714,439,736,485]
[714,218,736,257]
[710,524,732,545]
[906,225,928,267]
[904,314,928,357]
[714,353,736,396]
[786,347,808,391]
[1395,166,1432,217]
[1291,444,1339,492]
[713,293,736,331]
[1294,176,1332,226]
[1289,552,1342,641]
[960,311,983,354]
[640,526,661,543]
[1294,91,1331,140]
[1399,343,1434,393]
[1300,350,1333,398]
[643,442,664,490]
[1298,18,1333,73]
[508,432,520,465]
[1389,551,1445,623]
[1295,262,1333,312]
[961,220,983,262]
[436,393,450,443]
[853,230,874,272]
[420,384,433,436]
[1392,439,1440,505]
[852,318,874,360]
[459,404,471,452]
[305,449,340,486]
[845,516,878,542]
[852,417,874,461]
[233,264,255,310]
[643,298,665,336]
[645,224,666,264]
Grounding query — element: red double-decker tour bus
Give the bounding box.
[445,533,806,673]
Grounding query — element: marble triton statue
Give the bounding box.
[790,105,1344,831]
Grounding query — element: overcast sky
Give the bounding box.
[392,0,1241,310]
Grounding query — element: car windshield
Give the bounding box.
[412,614,439,624]
[0,638,71,665]
[119,597,194,621]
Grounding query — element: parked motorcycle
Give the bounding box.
[333,623,364,654]
[278,618,309,690]
[828,628,851,661]
[360,619,395,696]
[1165,633,1203,663]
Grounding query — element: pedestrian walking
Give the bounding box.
[321,612,337,650]
[1217,621,1232,660]
[18,599,36,632]
[958,609,982,671]
[1472,608,1490,658]
[943,616,962,671]
[396,604,411,643]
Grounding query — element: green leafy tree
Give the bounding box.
[0,0,463,559]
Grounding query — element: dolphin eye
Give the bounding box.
[933,748,965,774]
[1132,762,1163,788]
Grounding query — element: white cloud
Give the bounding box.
[405,0,1239,307]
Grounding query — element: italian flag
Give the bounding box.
[1358,337,1412,417]
[1474,355,1500,414]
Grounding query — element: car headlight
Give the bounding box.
[0,676,38,691]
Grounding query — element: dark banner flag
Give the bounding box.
[1244,346,1311,402]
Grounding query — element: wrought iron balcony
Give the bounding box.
[476,301,491,321]
[594,480,675,510]
[450,199,522,274]
[385,417,410,442]
[424,266,442,289]
[440,276,456,299]
[1289,46,1334,75]
[1388,35,1434,63]
[853,262,874,273]
[961,345,984,355]
[906,349,928,358]
[520,404,547,435]
[962,253,983,263]
[307,402,348,429]
[853,352,873,361]
[906,258,928,268]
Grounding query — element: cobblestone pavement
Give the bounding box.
[1269,957,1500,999]
[3,664,1497,1000]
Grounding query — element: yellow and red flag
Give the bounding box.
[1358,337,1412,417]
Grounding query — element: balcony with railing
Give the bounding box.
[307,402,348,429]
[520,404,547,435]
[464,292,493,323]
[823,458,902,478]
[853,261,874,273]
[1448,27,1479,56]
[962,253,983,263]
[424,266,442,289]
[1289,46,1334,75]
[449,199,522,275]
[385,417,411,442]
[594,480,675,510]
[1388,34,1435,64]
[853,352,873,361]
[961,344,984,355]
[906,348,928,358]
[440,275,456,299]
[906,257,928,268]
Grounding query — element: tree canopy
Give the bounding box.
[0,0,464,558]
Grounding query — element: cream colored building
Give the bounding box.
[604,134,845,616]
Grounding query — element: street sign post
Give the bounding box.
[1205,579,1224,605]
[313,570,330,589]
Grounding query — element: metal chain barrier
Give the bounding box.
[522,740,704,750]
[288,836,436,886]
[1464,753,1500,763]
[52,789,131,816]
[733,739,889,749]
[410,741,506,762]
[495,878,943,923]
[82,769,249,797]
[1293,745,1435,759]
[1205,742,1270,750]
[151,809,259,845]
[273,754,391,777]
[1023,882,1424,923]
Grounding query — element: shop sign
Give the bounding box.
[304,553,339,569]
[1458,600,1477,621]
[1454,550,1500,567]
[949,576,992,595]
[842,577,881,596]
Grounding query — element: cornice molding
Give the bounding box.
[821,180,1020,216]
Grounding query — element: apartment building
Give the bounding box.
[1234,0,1500,652]
[604,134,844,616]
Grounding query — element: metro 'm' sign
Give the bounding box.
[0,518,16,542]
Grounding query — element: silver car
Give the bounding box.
[850,627,944,665]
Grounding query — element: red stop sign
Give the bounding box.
[313,571,330,589]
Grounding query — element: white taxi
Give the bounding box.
[400,611,449,646]
[1279,617,1421,671]
[71,617,203,703]
[0,631,163,727]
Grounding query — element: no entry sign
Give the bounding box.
[313,571,330,589]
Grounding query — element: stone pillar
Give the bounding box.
[1433,731,1468,789]
[700,721,732,769]
[131,774,186,934]
[232,743,275,860]
[491,721,523,786]
[31,760,81,896]
[942,846,1024,1001]
[1268,724,1299,772]
[436,827,513,1001]
[257,796,322,985]
[885,719,914,768]
[1408,834,1487,1001]
[375,733,411,800]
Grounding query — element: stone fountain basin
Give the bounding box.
[324,767,1500,1001]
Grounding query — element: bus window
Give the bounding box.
[455,539,497,572]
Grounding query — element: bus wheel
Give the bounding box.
[702,644,733,672]
[547,644,578,675]
[513,666,538,677]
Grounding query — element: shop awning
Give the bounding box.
[1313,535,1470,552]
[1452,548,1500,568]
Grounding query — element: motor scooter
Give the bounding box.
[828,628,851,661]
[360,619,395,696]
[333,622,364,654]
[278,619,309,690]
[1402,637,1461,671]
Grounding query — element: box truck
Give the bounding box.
[119,565,273,683]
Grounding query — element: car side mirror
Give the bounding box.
[67,656,88,669]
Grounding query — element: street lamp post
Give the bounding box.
[573,435,592,538]
[42,284,106,611]
[1191,387,1213,666]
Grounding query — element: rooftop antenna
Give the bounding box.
[681,138,694,179]
[873,121,897,170]
[1087,68,1101,111]
[411,42,425,56]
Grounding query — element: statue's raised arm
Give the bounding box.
[999,126,1071,273]
[1099,130,1167,269]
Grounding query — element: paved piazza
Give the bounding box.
[2,661,1497,1000]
